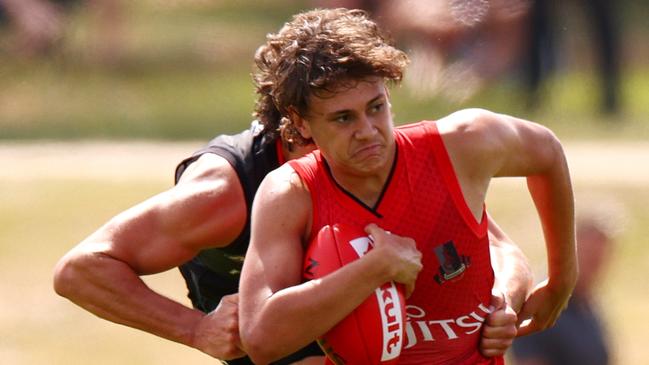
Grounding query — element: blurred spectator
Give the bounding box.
[0,0,65,58]
[0,0,123,62]
[313,0,532,102]
[512,200,626,365]
[524,0,622,114]
[314,0,622,112]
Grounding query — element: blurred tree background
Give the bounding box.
[1,0,648,140]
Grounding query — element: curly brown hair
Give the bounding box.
[252,8,409,146]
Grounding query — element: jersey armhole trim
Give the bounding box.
[427,121,488,238]
[288,157,320,243]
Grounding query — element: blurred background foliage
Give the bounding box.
[1,0,648,141]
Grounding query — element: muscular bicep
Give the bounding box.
[240,165,311,316]
[485,113,563,178]
[83,154,247,274]
[440,109,563,181]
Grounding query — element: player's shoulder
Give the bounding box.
[253,162,312,237]
[435,108,503,135]
[437,109,524,155]
[171,152,247,237]
[433,109,514,169]
[254,163,311,215]
[177,153,239,185]
[260,162,308,196]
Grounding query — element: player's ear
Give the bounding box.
[289,107,312,140]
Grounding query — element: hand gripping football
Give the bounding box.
[303,224,406,365]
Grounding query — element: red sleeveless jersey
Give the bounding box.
[289,121,503,364]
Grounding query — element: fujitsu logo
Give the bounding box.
[403,302,492,349]
[349,237,404,361]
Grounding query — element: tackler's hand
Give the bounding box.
[192,293,247,360]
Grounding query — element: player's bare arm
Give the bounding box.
[439,108,577,336]
[481,215,533,356]
[239,164,422,364]
[487,215,533,313]
[53,153,247,360]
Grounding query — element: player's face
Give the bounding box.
[297,78,395,177]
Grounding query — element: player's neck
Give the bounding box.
[282,142,316,162]
[327,146,397,208]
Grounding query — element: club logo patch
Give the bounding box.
[433,241,470,284]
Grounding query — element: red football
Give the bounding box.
[303,224,406,365]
